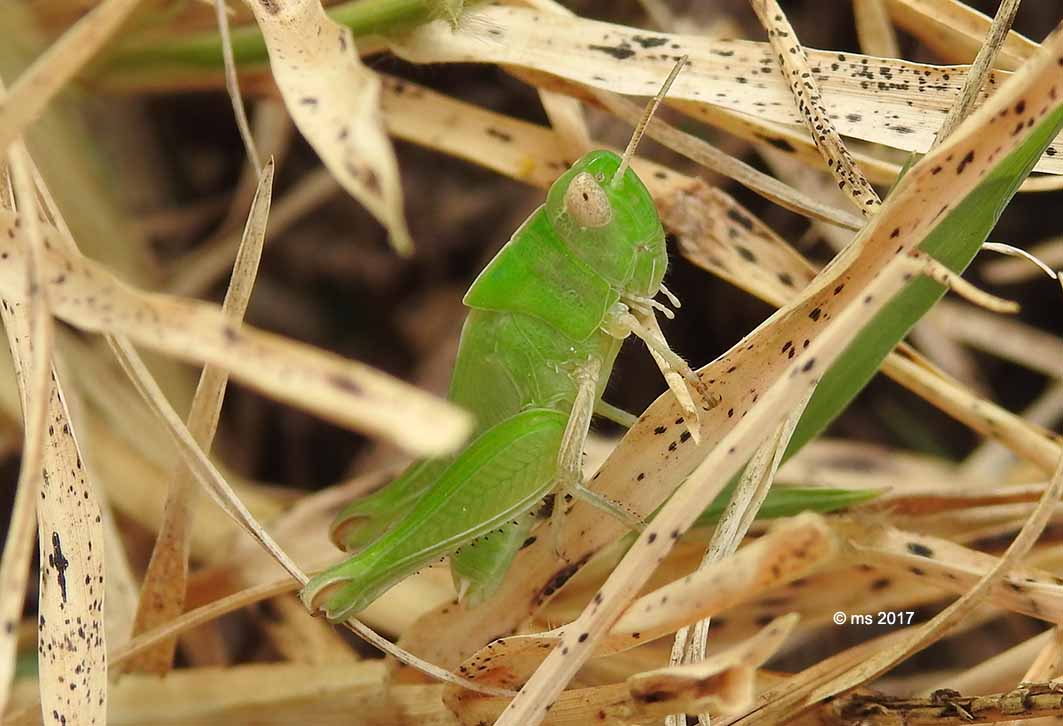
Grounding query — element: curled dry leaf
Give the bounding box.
[0,211,472,456]
[389,5,1063,173]
[627,613,798,720]
[245,0,412,253]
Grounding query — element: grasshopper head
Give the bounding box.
[545,150,667,298]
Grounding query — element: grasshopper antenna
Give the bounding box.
[612,56,688,188]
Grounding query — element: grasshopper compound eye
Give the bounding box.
[564,171,612,228]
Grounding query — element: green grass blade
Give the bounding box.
[99,0,483,80]
[693,98,1063,525]
[696,485,882,526]
[788,104,1063,457]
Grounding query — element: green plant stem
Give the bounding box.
[102,0,473,78]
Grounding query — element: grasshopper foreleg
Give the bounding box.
[604,301,719,445]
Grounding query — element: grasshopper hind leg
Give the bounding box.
[330,458,450,552]
[451,514,536,607]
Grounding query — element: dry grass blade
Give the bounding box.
[0,212,472,455]
[928,299,1063,377]
[930,0,1022,148]
[245,0,412,254]
[885,0,1038,70]
[962,381,1063,479]
[670,385,814,726]
[748,0,881,215]
[887,347,1060,473]
[853,0,900,58]
[587,90,864,230]
[216,0,262,173]
[0,154,107,723]
[839,521,1063,622]
[21,383,107,726]
[126,160,274,675]
[0,143,57,716]
[389,5,1063,173]
[0,0,142,157]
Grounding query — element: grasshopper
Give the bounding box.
[300,61,839,623]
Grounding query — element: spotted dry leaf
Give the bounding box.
[389,5,1063,173]
[1,299,107,725]
[245,0,412,253]
[0,212,471,456]
[748,0,881,215]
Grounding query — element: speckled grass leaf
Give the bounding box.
[245,0,412,254]
[125,160,274,676]
[0,154,107,725]
[0,144,53,717]
[0,212,472,456]
[388,4,1063,174]
[487,21,1063,724]
[748,0,881,216]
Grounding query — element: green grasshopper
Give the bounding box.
[300,61,853,623]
